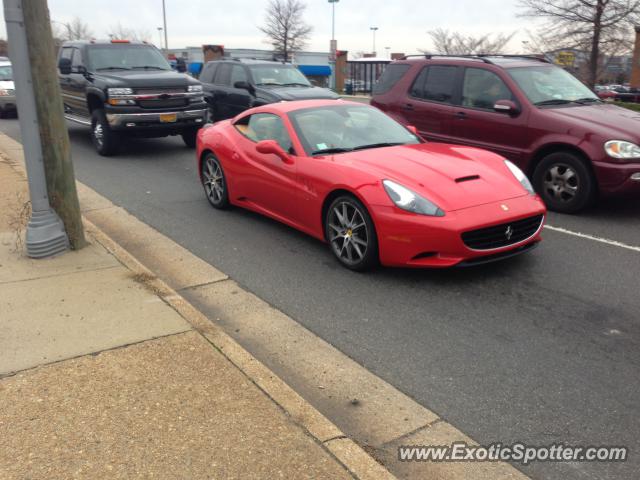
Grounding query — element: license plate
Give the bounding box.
[159,113,177,123]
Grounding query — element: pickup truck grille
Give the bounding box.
[461,215,544,250]
[134,87,189,109]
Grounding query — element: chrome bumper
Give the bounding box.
[106,109,206,128]
[0,94,17,110]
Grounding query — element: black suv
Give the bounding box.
[57,40,207,155]
[199,58,339,121]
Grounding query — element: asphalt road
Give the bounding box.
[2,118,639,480]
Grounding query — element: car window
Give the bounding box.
[507,65,598,105]
[60,47,73,61]
[462,68,513,110]
[410,65,457,104]
[249,65,310,86]
[214,63,232,86]
[200,62,218,84]
[71,48,83,68]
[373,64,410,95]
[230,65,249,87]
[235,113,293,152]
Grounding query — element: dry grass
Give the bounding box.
[6,192,31,253]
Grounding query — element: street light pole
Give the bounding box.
[4,0,70,258]
[370,26,378,56]
[162,0,168,52]
[157,27,163,49]
[328,0,339,90]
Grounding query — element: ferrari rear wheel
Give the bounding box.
[325,196,378,271]
[202,153,229,209]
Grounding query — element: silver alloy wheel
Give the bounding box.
[543,163,579,202]
[202,156,224,204]
[93,122,104,148]
[328,201,368,266]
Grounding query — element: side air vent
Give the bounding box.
[455,175,480,183]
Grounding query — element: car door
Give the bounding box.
[233,112,299,222]
[402,65,460,142]
[199,62,219,120]
[448,67,529,162]
[69,47,90,117]
[58,46,75,113]
[214,64,253,120]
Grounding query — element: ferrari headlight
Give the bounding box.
[505,160,534,194]
[107,87,133,96]
[188,84,203,93]
[604,140,640,159]
[383,180,444,217]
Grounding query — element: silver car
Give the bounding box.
[0,60,16,117]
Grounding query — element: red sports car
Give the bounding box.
[196,100,546,270]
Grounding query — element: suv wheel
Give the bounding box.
[91,109,119,156]
[532,151,596,214]
[181,127,199,148]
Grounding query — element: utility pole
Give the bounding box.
[370,26,378,57]
[162,0,168,52]
[4,0,85,256]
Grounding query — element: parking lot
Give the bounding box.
[1,116,638,479]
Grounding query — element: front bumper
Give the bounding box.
[374,194,546,268]
[593,160,640,195]
[106,108,206,130]
[0,94,17,112]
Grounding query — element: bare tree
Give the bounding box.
[58,17,93,41]
[422,28,515,55]
[519,0,640,87]
[107,23,151,43]
[259,0,312,63]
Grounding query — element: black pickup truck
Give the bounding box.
[57,40,207,155]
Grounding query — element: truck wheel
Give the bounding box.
[532,151,596,214]
[181,127,199,148]
[91,109,119,156]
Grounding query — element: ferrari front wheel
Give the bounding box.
[325,196,378,271]
[202,153,229,209]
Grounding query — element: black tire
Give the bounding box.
[325,195,379,271]
[91,109,120,156]
[532,151,596,214]
[201,152,229,209]
[181,127,199,148]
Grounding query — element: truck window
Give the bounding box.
[230,65,248,87]
[71,48,83,68]
[200,63,218,84]
[411,66,457,104]
[215,64,232,86]
[373,64,410,95]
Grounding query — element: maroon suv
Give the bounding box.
[371,55,640,213]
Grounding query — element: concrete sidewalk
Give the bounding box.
[0,156,393,478]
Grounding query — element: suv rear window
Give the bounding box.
[410,66,457,104]
[373,64,410,95]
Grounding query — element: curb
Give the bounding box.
[0,135,396,480]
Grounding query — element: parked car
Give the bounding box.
[57,39,207,156]
[0,59,16,118]
[371,55,640,213]
[198,58,339,122]
[196,99,546,270]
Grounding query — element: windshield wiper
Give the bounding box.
[96,66,131,71]
[282,82,310,87]
[574,97,601,104]
[311,147,353,156]
[534,99,574,106]
[131,65,167,70]
[352,142,405,151]
[256,82,282,86]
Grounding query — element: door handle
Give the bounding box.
[403,103,414,111]
[454,111,467,119]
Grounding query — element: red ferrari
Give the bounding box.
[196,100,546,270]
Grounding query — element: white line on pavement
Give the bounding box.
[544,225,640,253]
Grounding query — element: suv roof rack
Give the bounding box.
[400,54,550,64]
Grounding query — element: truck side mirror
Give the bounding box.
[58,57,71,75]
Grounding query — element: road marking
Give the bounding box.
[544,225,640,253]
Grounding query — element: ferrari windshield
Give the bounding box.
[507,65,598,105]
[289,105,420,156]
[250,65,311,86]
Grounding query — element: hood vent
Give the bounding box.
[455,175,480,183]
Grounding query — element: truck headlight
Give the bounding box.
[505,160,534,194]
[604,140,640,159]
[107,87,133,96]
[383,180,445,216]
[188,85,203,93]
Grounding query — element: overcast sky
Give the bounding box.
[0,0,536,56]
